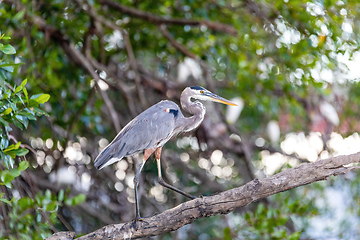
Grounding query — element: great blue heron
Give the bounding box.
[94,86,236,226]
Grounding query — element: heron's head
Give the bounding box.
[187,86,237,106]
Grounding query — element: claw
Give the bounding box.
[132,217,140,230]
[133,215,144,230]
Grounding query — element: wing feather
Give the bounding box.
[94,101,180,169]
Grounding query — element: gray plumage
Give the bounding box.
[93,86,236,226]
[95,86,234,169]
[94,100,185,169]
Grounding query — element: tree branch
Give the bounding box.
[75,0,147,107]
[98,0,237,35]
[159,25,199,60]
[46,152,360,239]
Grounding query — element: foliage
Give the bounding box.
[241,202,303,240]
[0,34,85,239]
[0,35,48,165]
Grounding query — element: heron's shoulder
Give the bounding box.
[139,100,181,120]
[157,100,179,108]
[156,100,179,109]
[135,100,179,118]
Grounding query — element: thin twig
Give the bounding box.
[7,134,37,156]
[121,29,147,107]
[159,25,198,60]
[75,0,147,107]
[159,25,215,89]
[65,85,97,141]
[87,57,138,117]
[98,0,237,35]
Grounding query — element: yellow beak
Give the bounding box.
[206,92,238,106]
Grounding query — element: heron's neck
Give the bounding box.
[179,95,205,132]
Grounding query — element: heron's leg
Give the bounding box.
[134,160,145,222]
[133,149,156,229]
[155,148,196,200]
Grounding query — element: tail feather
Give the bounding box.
[94,143,126,170]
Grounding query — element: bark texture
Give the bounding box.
[45,152,360,240]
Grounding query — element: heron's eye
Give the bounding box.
[200,90,204,94]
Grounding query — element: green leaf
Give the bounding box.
[66,194,86,206]
[0,44,16,54]
[58,189,64,202]
[0,138,9,149]
[15,85,22,93]
[3,155,14,169]
[50,211,57,223]
[32,107,49,117]
[30,93,50,104]
[223,227,232,240]
[0,72,6,85]
[289,231,301,240]
[1,171,15,188]
[18,161,29,171]
[1,107,12,115]
[2,91,10,100]
[16,115,29,129]
[12,118,24,130]
[18,197,34,211]
[0,62,23,68]
[0,34,10,40]
[22,86,28,103]
[4,142,20,153]
[13,9,25,21]
[73,194,86,205]
[28,99,39,107]
[19,110,37,120]
[45,189,52,200]
[46,202,58,212]
[0,193,12,205]
[8,101,16,111]
[14,141,21,149]
[0,198,12,204]
[20,79,27,87]
[0,65,14,73]
[16,148,29,156]
[9,168,21,178]
[0,116,10,126]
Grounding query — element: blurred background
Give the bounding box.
[1,0,360,239]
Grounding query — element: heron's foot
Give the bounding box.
[132,217,142,230]
[132,212,158,230]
